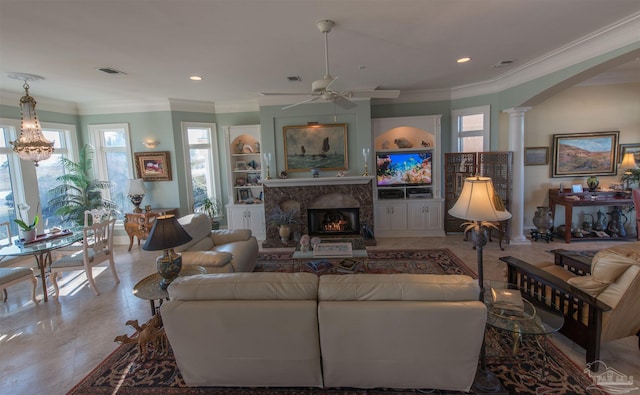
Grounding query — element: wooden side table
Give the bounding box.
[124,208,177,251]
[133,266,206,315]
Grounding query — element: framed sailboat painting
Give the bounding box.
[283,123,348,172]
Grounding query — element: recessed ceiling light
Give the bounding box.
[457,57,471,64]
[190,76,203,81]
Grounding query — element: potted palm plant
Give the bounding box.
[48,144,118,226]
[267,206,299,242]
[193,197,224,230]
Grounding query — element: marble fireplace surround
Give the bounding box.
[262,177,375,248]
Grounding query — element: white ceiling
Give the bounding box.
[0,0,639,110]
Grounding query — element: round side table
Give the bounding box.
[133,266,206,315]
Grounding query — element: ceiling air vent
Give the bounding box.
[97,67,126,75]
[287,76,302,82]
[492,60,514,68]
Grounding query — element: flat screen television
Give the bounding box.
[376,151,432,187]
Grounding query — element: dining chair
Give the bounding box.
[49,217,119,299]
[84,208,110,227]
[0,222,38,304]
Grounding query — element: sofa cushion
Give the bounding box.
[168,272,318,301]
[176,214,212,251]
[318,274,479,301]
[181,251,232,267]
[567,276,609,297]
[590,250,637,284]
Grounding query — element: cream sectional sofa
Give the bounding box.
[176,213,258,273]
[160,272,487,391]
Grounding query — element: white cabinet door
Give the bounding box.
[407,201,442,231]
[374,201,407,233]
[226,204,266,240]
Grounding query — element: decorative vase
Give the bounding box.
[156,249,182,290]
[586,176,599,192]
[300,244,309,253]
[20,229,37,242]
[533,206,553,232]
[278,225,291,243]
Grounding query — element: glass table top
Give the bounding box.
[0,228,84,256]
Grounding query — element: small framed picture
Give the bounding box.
[571,184,583,193]
[235,160,247,171]
[134,151,172,181]
[237,188,252,202]
[524,147,549,166]
[247,172,261,185]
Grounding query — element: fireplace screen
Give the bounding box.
[307,208,360,236]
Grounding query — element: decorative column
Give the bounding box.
[503,107,532,245]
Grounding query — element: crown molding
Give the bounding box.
[76,99,172,115]
[450,11,640,100]
[168,98,215,113]
[212,99,259,114]
[0,89,78,114]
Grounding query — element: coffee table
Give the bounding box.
[292,238,368,259]
[484,283,564,379]
[133,266,206,315]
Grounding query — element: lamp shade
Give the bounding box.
[127,178,146,195]
[621,152,638,171]
[448,176,512,222]
[142,215,192,251]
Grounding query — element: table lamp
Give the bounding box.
[448,175,512,392]
[142,215,193,290]
[127,178,146,213]
[620,152,638,193]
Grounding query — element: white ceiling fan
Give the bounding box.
[260,20,400,110]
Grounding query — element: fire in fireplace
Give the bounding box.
[307,208,360,236]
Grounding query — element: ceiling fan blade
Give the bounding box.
[282,96,320,110]
[260,92,313,96]
[333,95,357,110]
[348,89,400,99]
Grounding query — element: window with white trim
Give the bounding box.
[182,122,221,211]
[90,123,134,220]
[451,105,490,153]
[0,119,77,234]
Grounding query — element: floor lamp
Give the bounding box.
[448,176,512,392]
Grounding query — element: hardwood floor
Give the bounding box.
[1,234,638,394]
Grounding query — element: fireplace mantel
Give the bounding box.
[262,176,373,187]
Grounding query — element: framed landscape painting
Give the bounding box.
[618,143,640,164]
[551,131,619,177]
[524,147,549,166]
[283,123,348,172]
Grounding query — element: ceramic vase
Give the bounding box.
[20,229,36,242]
[278,225,291,243]
[533,206,553,232]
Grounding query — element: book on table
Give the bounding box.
[313,242,353,257]
[491,288,525,312]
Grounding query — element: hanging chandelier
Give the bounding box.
[9,74,54,166]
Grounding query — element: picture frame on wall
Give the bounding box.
[524,147,549,166]
[618,143,640,164]
[283,123,348,172]
[134,151,172,181]
[551,131,619,177]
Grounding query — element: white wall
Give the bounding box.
[499,82,640,231]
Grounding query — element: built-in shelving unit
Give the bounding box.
[371,115,444,237]
[225,125,265,239]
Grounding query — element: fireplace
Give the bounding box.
[262,177,375,247]
[308,208,360,236]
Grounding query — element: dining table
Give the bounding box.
[0,228,83,302]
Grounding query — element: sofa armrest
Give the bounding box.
[210,229,252,245]
[500,256,610,311]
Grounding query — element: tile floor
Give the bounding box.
[1,235,638,394]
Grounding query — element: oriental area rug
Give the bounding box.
[67,249,601,395]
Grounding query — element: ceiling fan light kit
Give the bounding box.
[260,19,399,110]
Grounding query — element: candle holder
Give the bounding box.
[362,148,370,176]
[263,152,272,180]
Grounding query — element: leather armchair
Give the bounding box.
[500,241,640,367]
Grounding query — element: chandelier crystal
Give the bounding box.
[10,81,54,166]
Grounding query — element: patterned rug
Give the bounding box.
[68,249,601,395]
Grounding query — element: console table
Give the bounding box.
[124,208,178,251]
[548,189,633,243]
